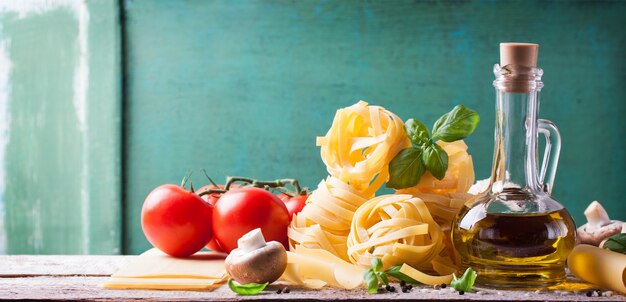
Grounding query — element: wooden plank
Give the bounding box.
[121,0,626,254]
[0,255,132,277]
[0,276,623,302]
[0,0,122,254]
[83,0,124,255]
[0,255,623,301]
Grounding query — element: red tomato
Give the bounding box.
[212,187,290,253]
[196,184,239,252]
[278,193,308,221]
[141,184,213,257]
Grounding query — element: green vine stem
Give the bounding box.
[197,176,305,197]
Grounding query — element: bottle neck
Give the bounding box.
[490,64,544,194]
[489,89,542,193]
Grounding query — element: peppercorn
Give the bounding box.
[283,287,290,294]
[441,283,447,288]
[276,288,282,294]
[388,286,396,292]
[400,280,406,287]
[385,285,392,291]
[407,285,413,290]
[586,291,593,297]
[401,286,408,293]
[459,291,465,295]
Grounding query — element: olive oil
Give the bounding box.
[452,43,577,288]
[453,205,576,287]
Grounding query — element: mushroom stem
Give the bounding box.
[584,201,611,229]
[238,228,266,253]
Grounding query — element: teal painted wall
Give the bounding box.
[122,0,626,254]
[1,0,625,254]
[0,0,122,254]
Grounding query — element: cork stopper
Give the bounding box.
[500,43,539,67]
[497,43,541,93]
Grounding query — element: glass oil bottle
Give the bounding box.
[451,43,576,288]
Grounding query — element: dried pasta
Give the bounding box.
[288,176,370,261]
[409,192,474,272]
[289,101,476,284]
[316,100,410,195]
[398,140,474,195]
[347,194,445,270]
[289,101,411,261]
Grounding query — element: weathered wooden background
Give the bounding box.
[0,0,624,255]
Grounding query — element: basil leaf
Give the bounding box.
[450,267,477,292]
[228,278,268,295]
[387,147,425,189]
[405,119,431,146]
[376,271,389,286]
[364,268,379,294]
[432,105,480,142]
[384,265,420,284]
[370,257,383,272]
[422,143,448,180]
[603,233,626,254]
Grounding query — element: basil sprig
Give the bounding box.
[363,258,419,294]
[450,267,477,292]
[603,233,626,254]
[228,278,268,295]
[387,105,479,189]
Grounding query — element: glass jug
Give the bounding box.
[451,43,576,288]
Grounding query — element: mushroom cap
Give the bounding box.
[225,241,287,284]
[577,221,622,246]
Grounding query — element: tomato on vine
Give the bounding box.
[278,193,308,220]
[141,180,214,258]
[210,187,290,253]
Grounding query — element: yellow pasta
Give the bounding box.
[398,263,454,286]
[289,101,411,262]
[290,100,476,283]
[316,100,411,194]
[396,140,476,272]
[409,192,474,271]
[347,194,446,270]
[280,245,365,290]
[398,140,474,195]
[288,176,370,261]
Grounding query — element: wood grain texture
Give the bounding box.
[0,255,131,277]
[1,255,623,301]
[0,276,622,301]
[0,0,122,254]
[122,0,626,254]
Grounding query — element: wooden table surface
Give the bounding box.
[1,255,624,301]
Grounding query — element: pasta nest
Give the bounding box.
[288,176,370,262]
[316,100,411,196]
[347,194,446,270]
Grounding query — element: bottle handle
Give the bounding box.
[537,119,561,194]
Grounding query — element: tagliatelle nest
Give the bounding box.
[289,101,411,261]
[288,176,369,261]
[347,194,446,270]
[316,101,411,196]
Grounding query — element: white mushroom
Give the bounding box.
[224,228,287,284]
[577,201,623,246]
